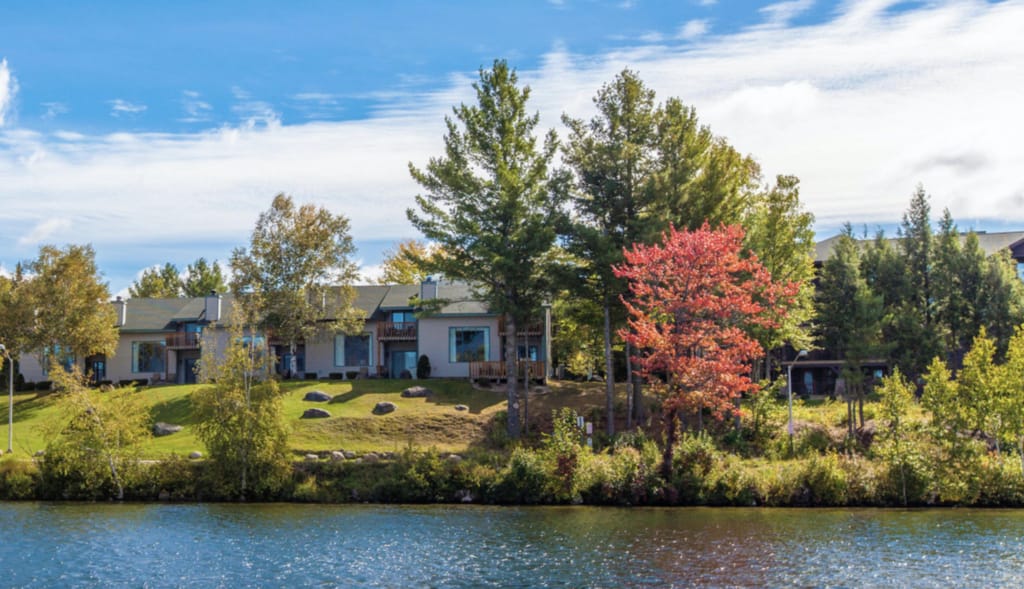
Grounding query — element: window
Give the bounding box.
[132,341,166,373]
[391,311,416,324]
[335,334,371,367]
[449,327,489,363]
[42,345,75,375]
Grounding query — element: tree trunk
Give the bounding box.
[858,397,865,429]
[523,362,530,435]
[661,406,678,480]
[505,312,521,439]
[626,340,634,429]
[603,297,615,436]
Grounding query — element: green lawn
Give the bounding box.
[0,378,510,459]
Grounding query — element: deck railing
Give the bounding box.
[165,332,201,349]
[497,317,543,336]
[378,321,417,341]
[469,360,546,381]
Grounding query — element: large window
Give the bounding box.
[449,327,489,363]
[42,345,75,375]
[335,334,371,367]
[132,341,166,373]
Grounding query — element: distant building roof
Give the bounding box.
[120,282,495,332]
[814,230,1024,264]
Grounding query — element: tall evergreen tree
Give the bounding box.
[183,257,228,297]
[129,263,183,298]
[407,60,565,438]
[561,69,658,434]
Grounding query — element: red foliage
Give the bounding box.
[613,223,797,420]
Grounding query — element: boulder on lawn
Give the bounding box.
[303,390,332,402]
[304,454,320,462]
[373,401,397,415]
[302,408,332,419]
[330,451,346,462]
[153,422,183,437]
[401,386,433,398]
[189,451,203,460]
[454,404,468,412]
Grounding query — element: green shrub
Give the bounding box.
[799,452,849,506]
[490,447,549,504]
[416,355,431,379]
[0,460,39,500]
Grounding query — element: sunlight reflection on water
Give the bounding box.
[1,504,1023,587]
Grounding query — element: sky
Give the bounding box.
[0,0,1021,296]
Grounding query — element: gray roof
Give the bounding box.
[121,283,493,332]
[120,295,236,331]
[814,231,1024,263]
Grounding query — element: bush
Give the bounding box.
[799,452,849,506]
[35,381,52,391]
[328,372,344,380]
[417,355,431,379]
[303,372,318,380]
[345,371,358,380]
[490,447,550,504]
[18,381,35,392]
[0,460,39,500]
[118,379,147,387]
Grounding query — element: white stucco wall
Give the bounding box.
[417,316,500,378]
[303,321,379,377]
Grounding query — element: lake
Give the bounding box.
[1,503,1022,587]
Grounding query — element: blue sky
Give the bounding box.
[0,0,1021,295]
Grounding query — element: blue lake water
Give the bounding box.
[1,503,1023,587]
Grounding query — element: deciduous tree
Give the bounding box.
[230,194,363,359]
[407,60,565,438]
[192,322,290,500]
[375,239,440,285]
[614,224,795,477]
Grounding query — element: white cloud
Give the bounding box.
[180,90,213,123]
[41,101,68,121]
[677,19,709,40]
[0,59,17,126]
[0,1,1023,290]
[17,218,72,247]
[760,0,816,26]
[109,99,147,117]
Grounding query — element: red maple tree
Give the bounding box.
[614,223,797,477]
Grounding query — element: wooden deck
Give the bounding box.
[469,360,546,382]
[378,321,417,341]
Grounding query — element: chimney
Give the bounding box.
[205,290,222,323]
[112,296,127,327]
[420,277,437,301]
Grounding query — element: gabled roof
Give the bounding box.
[119,296,236,332]
[814,231,1024,263]
[120,282,495,332]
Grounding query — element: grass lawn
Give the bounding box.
[0,378,524,459]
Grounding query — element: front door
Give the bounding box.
[182,357,200,384]
[391,351,417,379]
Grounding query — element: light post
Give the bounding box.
[787,349,808,455]
[0,344,10,454]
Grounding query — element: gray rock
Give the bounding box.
[454,404,468,411]
[330,451,346,462]
[342,450,357,459]
[455,489,474,503]
[304,454,320,462]
[373,401,397,415]
[303,390,332,402]
[152,422,183,437]
[158,490,171,501]
[33,450,45,457]
[362,452,380,463]
[401,386,433,398]
[302,408,332,419]
[446,454,463,463]
[189,451,203,460]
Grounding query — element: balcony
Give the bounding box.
[379,321,417,341]
[469,360,546,382]
[165,332,202,349]
[498,317,543,336]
